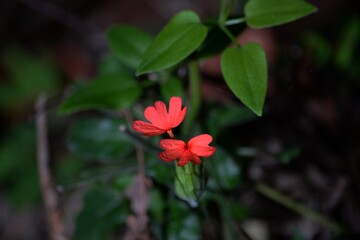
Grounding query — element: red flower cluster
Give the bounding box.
[133,96,216,166]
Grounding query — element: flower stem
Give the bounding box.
[167,129,175,139]
[255,182,345,234]
[183,60,201,135]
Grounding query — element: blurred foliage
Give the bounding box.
[67,117,134,162]
[0,46,60,109]
[0,124,40,208]
[3,0,356,239]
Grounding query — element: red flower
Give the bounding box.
[133,97,187,136]
[159,134,216,166]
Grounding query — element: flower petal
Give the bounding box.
[144,106,167,129]
[191,145,216,157]
[177,151,192,166]
[132,120,165,136]
[188,134,216,157]
[159,139,186,162]
[188,134,213,146]
[168,97,186,128]
[154,100,169,126]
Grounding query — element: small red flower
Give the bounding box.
[133,97,187,136]
[159,134,216,166]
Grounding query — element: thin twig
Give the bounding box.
[36,94,67,240]
[122,109,151,240]
[255,182,345,234]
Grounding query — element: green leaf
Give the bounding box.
[59,73,141,114]
[0,47,60,108]
[245,0,317,28]
[67,117,133,161]
[107,25,153,69]
[221,43,267,116]
[160,76,185,101]
[167,198,201,240]
[196,23,245,59]
[174,163,205,207]
[207,104,257,137]
[335,16,360,70]
[55,154,86,184]
[75,188,128,240]
[136,11,208,75]
[97,53,132,75]
[0,124,40,208]
[205,147,241,190]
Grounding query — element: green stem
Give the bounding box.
[220,25,240,47]
[183,61,201,135]
[219,0,228,25]
[219,0,235,26]
[255,183,344,234]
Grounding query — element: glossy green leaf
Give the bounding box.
[107,25,153,69]
[67,117,133,161]
[75,188,128,240]
[205,147,241,190]
[174,163,205,207]
[59,73,141,114]
[245,0,317,28]
[221,43,267,116]
[136,11,208,75]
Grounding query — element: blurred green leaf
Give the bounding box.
[67,117,133,162]
[206,147,241,190]
[0,47,60,108]
[0,124,40,208]
[174,164,205,207]
[149,189,165,224]
[304,32,331,67]
[221,44,267,116]
[97,53,132,75]
[107,25,153,69]
[207,104,257,137]
[113,174,133,191]
[55,154,86,184]
[335,16,360,70]
[279,147,301,164]
[160,76,185,101]
[245,0,317,28]
[148,159,174,186]
[136,11,208,75]
[75,188,128,240]
[59,73,141,114]
[167,198,201,240]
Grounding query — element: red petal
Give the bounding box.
[154,100,169,126]
[144,106,167,129]
[159,139,186,162]
[177,151,192,166]
[168,97,186,128]
[132,121,165,136]
[188,134,216,157]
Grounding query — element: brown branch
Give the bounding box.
[121,110,152,240]
[36,94,67,240]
